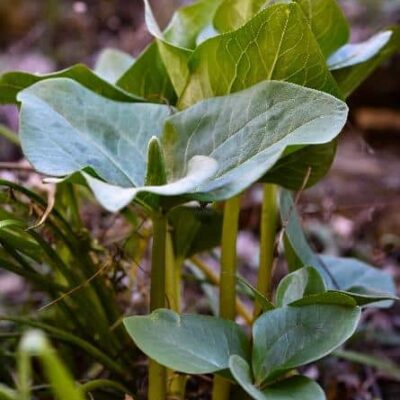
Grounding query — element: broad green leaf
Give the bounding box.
[295,0,349,57]
[179,1,343,188]
[280,190,397,307]
[275,266,326,306]
[123,309,250,374]
[164,80,347,202]
[328,31,392,71]
[0,64,142,105]
[94,48,135,84]
[333,27,400,98]
[168,206,223,259]
[252,303,361,383]
[18,330,85,400]
[321,256,397,308]
[19,79,347,211]
[229,355,326,400]
[213,0,266,33]
[237,276,275,312]
[179,2,341,108]
[262,140,337,189]
[117,42,177,104]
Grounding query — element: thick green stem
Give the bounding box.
[149,213,168,400]
[165,233,180,312]
[212,195,241,400]
[165,233,187,399]
[254,184,278,317]
[219,195,241,320]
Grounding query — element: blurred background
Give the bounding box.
[0,1,400,399]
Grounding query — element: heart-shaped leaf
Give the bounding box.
[19,79,348,211]
[0,64,142,105]
[328,31,393,71]
[164,80,348,202]
[179,1,343,190]
[123,309,250,374]
[333,27,400,98]
[275,266,326,307]
[179,2,341,108]
[94,48,135,84]
[252,303,361,383]
[229,355,326,400]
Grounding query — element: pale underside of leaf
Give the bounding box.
[82,156,218,212]
[332,27,400,98]
[328,31,393,71]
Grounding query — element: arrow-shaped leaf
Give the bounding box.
[18,79,347,211]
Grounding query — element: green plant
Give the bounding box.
[0,180,141,397]
[1,0,399,399]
